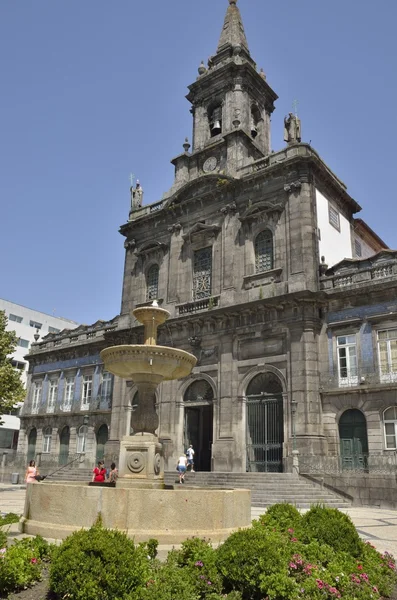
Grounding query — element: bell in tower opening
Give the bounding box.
[210,106,222,137]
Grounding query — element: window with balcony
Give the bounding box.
[383,407,397,449]
[47,380,58,413]
[255,230,274,273]
[81,375,92,409]
[378,329,397,383]
[146,264,159,301]
[337,334,358,386]
[32,383,42,414]
[100,371,113,405]
[63,377,75,411]
[43,427,52,453]
[193,247,212,300]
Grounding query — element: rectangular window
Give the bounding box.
[70,336,78,343]
[47,380,58,412]
[48,326,60,334]
[101,372,113,404]
[18,338,29,348]
[43,431,52,453]
[9,313,23,323]
[193,247,212,300]
[354,239,362,258]
[337,334,358,386]
[11,360,25,371]
[32,383,42,413]
[378,329,397,382]
[29,320,42,329]
[81,375,92,408]
[328,204,340,231]
[63,377,74,411]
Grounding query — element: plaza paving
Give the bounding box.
[2,483,397,557]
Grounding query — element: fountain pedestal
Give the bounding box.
[118,434,164,489]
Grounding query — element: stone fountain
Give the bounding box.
[20,304,251,544]
[100,302,197,489]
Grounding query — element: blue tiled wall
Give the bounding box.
[32,354,103,375]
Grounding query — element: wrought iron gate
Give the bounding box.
[246,394,283,472]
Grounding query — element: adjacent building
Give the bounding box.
[16,1,397,504]
[0,299,78,454]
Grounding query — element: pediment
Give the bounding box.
[239,200,283,223]
[182,221,221,243]
[164,174,236,209]
[136,241,168,257]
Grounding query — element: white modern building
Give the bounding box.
[0,298,79,451]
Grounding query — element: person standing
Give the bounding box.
[177,454,187,484]
[25,460,39,484]
[186,444,195,472]
[92,461,107,483]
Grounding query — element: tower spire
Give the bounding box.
[217,0,250,55]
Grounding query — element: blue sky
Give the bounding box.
[1,0,396,325]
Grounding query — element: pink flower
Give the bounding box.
[30,558,37,564]
[289,562,297,570]
[316,579,325,589]
[288,528,294,533]
[195,561,204,568]
[291,537,298,542]
[373,586,379,593]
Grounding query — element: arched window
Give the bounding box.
[146,265,159,301]
[251,104,261,139]
[77,425,88,453]
[43,427,52,453]
[383,407,397,449]
[255,230,273,273]
[184,379,214,403]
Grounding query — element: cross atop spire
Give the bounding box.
[217,0,250,54]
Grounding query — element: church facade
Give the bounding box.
[17,1,397,498]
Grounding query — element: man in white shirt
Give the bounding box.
[186,444,195,472]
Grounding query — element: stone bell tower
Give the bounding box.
[185,0,278,176]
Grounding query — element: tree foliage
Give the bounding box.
[0,310,26,415]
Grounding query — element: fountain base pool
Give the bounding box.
[20,483,251,544]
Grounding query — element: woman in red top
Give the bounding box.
[92,461,106,483]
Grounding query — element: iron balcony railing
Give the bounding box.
[299,453,397,476]
[320,367,397,391]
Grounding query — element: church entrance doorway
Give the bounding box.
[339,409,368,470]
[27,428,37,463]
[183,380,214,472]
[246,373,284,473]
[96,425,109,463]
[58,426,70,466]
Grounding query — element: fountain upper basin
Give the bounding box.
[100,345,197,381]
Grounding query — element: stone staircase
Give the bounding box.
[46,467,350,508]
[164,471,351,509]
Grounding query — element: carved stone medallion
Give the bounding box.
[127,452,145,473]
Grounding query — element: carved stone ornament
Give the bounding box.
[220,202,237,215]
[124,239,137,251]
[284,180,302,194]
[188,336,202,348]
[127,452,145,473]
[154,453,161,475]
[167,223,182,234]
[182,222,221,244]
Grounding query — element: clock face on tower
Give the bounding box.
[203,156,218,173]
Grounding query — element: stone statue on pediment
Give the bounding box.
[284,113,301,144]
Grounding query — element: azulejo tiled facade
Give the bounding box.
[18,2,397,502]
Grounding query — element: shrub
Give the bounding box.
[50,521,151,600]
[134,556,200,600]
[216,526,298,600]
[0,530,7,550]
[171,538,222,597]
[302,505,363,557]
[0,537,42,594]
[0,512,20,527]
[256,503,303,534]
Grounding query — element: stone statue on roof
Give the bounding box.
[284,113,301,145]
